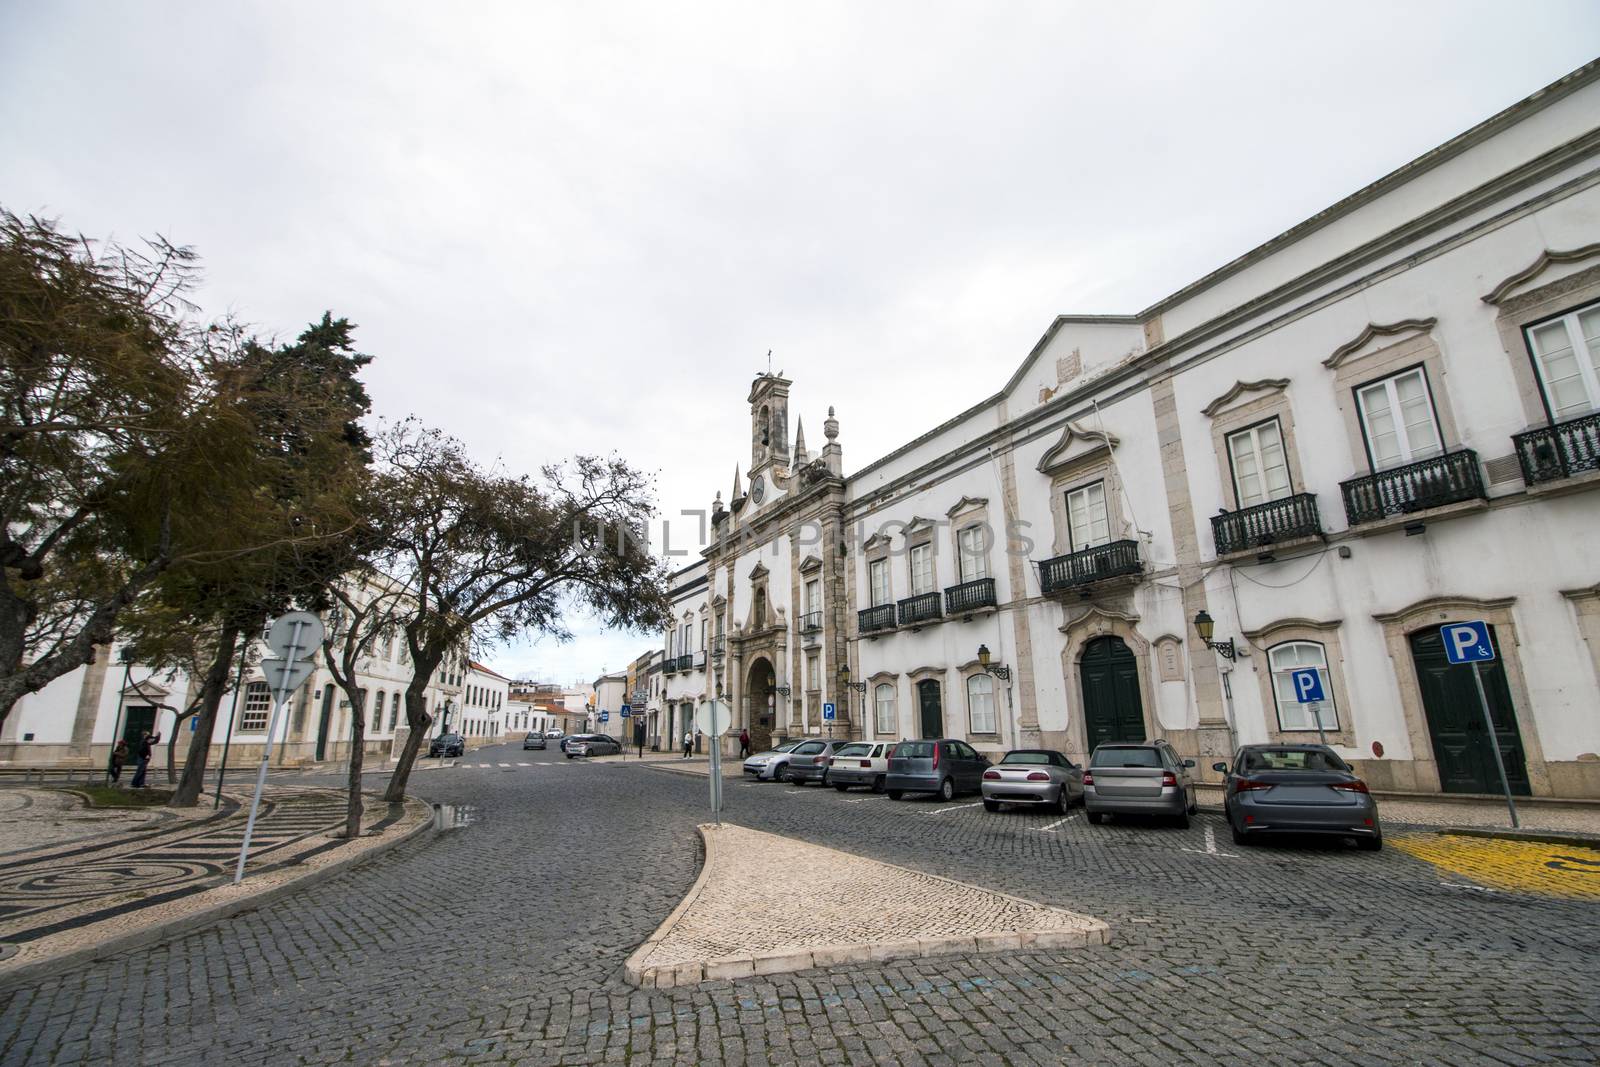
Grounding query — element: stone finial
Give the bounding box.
[823,405,839,441]
[792,417,808,465]
[731,464,743,500]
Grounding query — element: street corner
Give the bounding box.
[1392,831,1600,900]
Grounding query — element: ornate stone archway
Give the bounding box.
[1058,606,1160,762]
[744,656,777,752]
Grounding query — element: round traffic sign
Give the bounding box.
[266,611,324,660]
[694,699,731,737]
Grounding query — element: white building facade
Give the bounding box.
[672,61,1600,798]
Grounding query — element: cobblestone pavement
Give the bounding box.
[2,743,1597,1065]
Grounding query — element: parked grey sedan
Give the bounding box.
[1084,740,1197,827]
[785,738,854,786]
[981,749,1082,813]
[565,734,621,758]
[1215,744,1382,850]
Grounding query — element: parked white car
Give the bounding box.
[545,729,564,738]
[826,740,893,792]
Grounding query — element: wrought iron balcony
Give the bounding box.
[662,657,676,675]
[858,604,897,635]
[1340,449,1485,526]
[799,610,823,633]
[1038,540,1142,594]
[1211,493,1322,556]
[945,577,997,615]
[898,591,943,628]
[711,634,725,659]
[675,654,694,673]
[1513,411,1600,485]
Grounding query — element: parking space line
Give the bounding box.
[920,802,984,815]
[1034,813,1081,833]
[1180,825,1238,858]
[517,762,530,767]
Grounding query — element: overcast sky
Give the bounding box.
[5,3,1597,685]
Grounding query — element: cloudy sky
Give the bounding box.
[5,3,1597,683]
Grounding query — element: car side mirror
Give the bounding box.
[1182,759,1195,768]
[1211,761,1228,773]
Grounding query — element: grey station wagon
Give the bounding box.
[1084,740,1197,827]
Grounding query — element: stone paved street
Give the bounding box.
[2,742,1598,1065]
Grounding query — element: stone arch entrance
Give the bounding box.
[1079,635,1146,751]
[745,657,776,752]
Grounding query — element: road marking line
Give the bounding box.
[1034,813,1081,832]
[498,762,510,767]
[517,762,530,767]
[1180,824,1239,858]
[921,802,984,815]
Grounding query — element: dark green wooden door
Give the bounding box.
[315,686,334,761]
[917,680,943,738]
[1409,627,1530,795]
[121,705,156,749]
[1080,636,1145,750]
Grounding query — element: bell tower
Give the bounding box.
[747,372,791,477]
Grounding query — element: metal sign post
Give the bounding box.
[1289,669,1329,747]
[234,611,323,884]
[619,704,630,761]
[1440,621,1519,829]
[695,699,730,827]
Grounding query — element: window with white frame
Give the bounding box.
[389,693,400,733]
[1226,418,1292,508]
[966,673,996,734]
[1525,301,1600,421]
[957,524,989,582]
[699,618,708,649]
[372,691,385,731]
[240,681,271,732]
[869,558,890,606]
[874,682,896,735]
[1268,641,1338,731]
[1065,481,1110,550]
[1355,367,1442,470]
[804,578,820,616]
[806,653,820,691]
[909,542,934,596]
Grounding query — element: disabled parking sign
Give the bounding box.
[1442,621,1495,664]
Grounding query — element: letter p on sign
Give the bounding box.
[1442,621,1495,664]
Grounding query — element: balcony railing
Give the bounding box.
[898,591,943,627]
[712,634,725,659]
[858,604,896,634]
[1340,449,1485,526]
[945,577,997,615]
[1038,540,1142,594]
[675,654,694,673]
[662,657,676,675]
[800,610,823,632]
[1513,411,1600,485]
[1211,493,1322,556]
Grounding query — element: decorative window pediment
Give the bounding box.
[1482,243,1600,305]
[945,496,988,518]
[903,516,936,538]
[747,561,769,582]
[1323,318,1437,369]
[1037,420,1119,477]
[1201,378,1291,418]
[797,554,823,574]
[861,531,893,553]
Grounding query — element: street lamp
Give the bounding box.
[1192,610,1237,660]
[976,644,1012,682]
[838,665,867,694]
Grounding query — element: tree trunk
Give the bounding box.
[170,622,241,806]
[344,692,366,838]
[383,685,432,803]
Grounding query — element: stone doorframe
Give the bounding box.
[1371,595,1552,796]
[1058,606,1160,754]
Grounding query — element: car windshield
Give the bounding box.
[834,744,870,757]
[1091,747,1161,768]
[895,741,934,758]
[771,741,802,753]
[1001,752,1051,765]
[1243,749,1348,772]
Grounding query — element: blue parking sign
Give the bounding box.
[1289,669,1325,704]
[821,702,836,721]
[598,710,609,723]
[620,704,631,718]
[1442,621,1495,664]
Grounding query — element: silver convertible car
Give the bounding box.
[1214,744,1382,850]
[981,749,1083,813]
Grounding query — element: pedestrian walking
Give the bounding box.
[682,730,693,759]
[130,728,160,789]
[108,739,128,783]
[738,728,750,758]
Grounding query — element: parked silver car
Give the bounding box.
[565,734,621,758]
[786,738,853,786]
[981,749,1083,813]
[886,739,990,801]
[1215,744,1382,850]
[1084,740,1197,827]
[743,740,804,781]
[828,741,893,792]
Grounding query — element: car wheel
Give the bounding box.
[773,764,788,783]
[1086,811,1104,825]
[834,783,849,792]
[1054,787,1071,815]
[937,777,955,802]
[873,775,885,793]
[1231,823,1251,846]
[1357,833,1383,852]
[983,799,1000,813]
[566,754,574,760]
[1176,811,1191,829]
[888,790,903,801]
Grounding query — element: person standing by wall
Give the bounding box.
[682,729,693,759]
[738,728,750,759]
[130,729,161,788]
[107,740,129,784]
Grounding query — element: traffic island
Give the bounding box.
[624,823,1110,987]
[0,785,433,989]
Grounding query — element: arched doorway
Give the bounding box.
[1408,626,1530,795]
[745,657,776,752]
[1079,635,1145,750]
